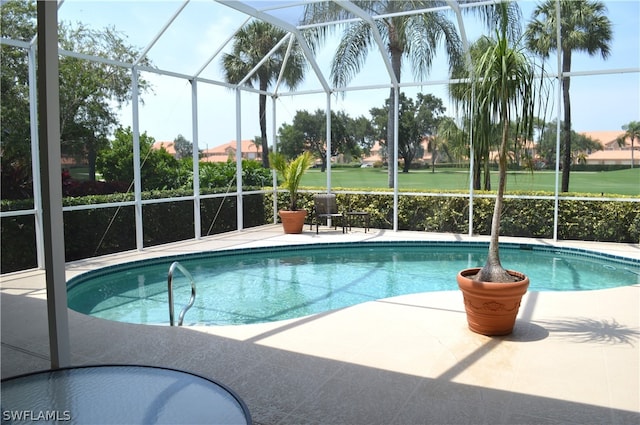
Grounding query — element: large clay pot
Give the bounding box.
[278,210,307,234]
[457,268,530,336]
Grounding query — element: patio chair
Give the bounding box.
[310,193,345,234]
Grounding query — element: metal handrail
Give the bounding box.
[167,261,196,326]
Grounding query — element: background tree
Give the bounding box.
[0,1,35,199]
[618,121,640,169]
[537,120,602,168]
[173,134,192,160]
[279,110,324,168]
[222,21,306,169]
[416,93,447,172]
[436,117,468,168]
[416,93,447,135]
[347,115,376,158]
[397,96,421,172]
[428,129,455,173]
[369,93,444,173]
[527,0,612,192]
[96,127,185,191]
[277,109,364,171]
[276,123,306,160]
[302,1,462,188]
[58,23,151,182]
[251,137,263,160]
[1,2,151,197]
[371,93,447,172]
[330,110,363,164]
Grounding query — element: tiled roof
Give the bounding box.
[151,141,176,155]
[580,130,631,149]
[203,140,261,155]
[580,130,637,164]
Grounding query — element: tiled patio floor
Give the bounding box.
[2,226,639,424]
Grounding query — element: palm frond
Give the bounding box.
[460,0,522,41]
[301,1,358,54]
[405,11,462,81]
[526,0,612,58]
[331,20,375,88]
[221,20,306,91]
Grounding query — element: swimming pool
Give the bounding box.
[67,242,640,326]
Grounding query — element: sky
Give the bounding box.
[54,0,640,147]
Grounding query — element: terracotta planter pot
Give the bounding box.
[457,268,530,336]
[278,210,307,234]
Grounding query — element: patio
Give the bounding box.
[2,226,639,424]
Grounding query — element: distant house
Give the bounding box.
[581,131,637,166]
[361,141,384,166]
[201,140,262,163]
[361,138,434,166]
[151,140,262,163]
[151,141,176,156]
[363,131,637,167]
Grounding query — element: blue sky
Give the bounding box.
[56,0,640,146]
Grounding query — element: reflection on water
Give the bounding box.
[67,243,640,326]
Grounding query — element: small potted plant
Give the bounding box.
[270,151,313,234]
[452,5,548,335]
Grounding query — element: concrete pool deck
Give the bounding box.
[2,225,639,424]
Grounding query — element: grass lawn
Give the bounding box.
[301,167,640,196]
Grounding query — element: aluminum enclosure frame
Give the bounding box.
[1,0,638,268]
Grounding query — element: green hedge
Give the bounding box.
[2,189,638,273]
[1,188,267,273]
[1,214,38,272]
[266,189,639,242]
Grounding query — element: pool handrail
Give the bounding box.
[167,261,196,326]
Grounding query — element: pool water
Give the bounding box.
[67,242,640,326]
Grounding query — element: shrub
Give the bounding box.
[1,188,268,273]
[197,160,271,189]
[267,189,638,243]
[2,190,637,273]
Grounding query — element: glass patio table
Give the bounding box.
[1,364,251,424]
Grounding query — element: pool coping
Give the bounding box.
[59,227,639,286]
[64,238,640,326]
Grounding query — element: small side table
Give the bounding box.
[346,211,370,233]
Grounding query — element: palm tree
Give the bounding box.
[222,21,306,168]
[269,151,313,211]
[618,121,640,169]
[251,136,263,160]
[455,4,548,282]
[301,1,462,188]
[450,35,502,191]
[436,117,468,167]
[526,0,612,192]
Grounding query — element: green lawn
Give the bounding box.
[70,164,638,196]
[301,167,640,196]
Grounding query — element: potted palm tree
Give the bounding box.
[270,151,313,234]
[453,5,548,335]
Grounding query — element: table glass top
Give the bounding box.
[1,365,250,424]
